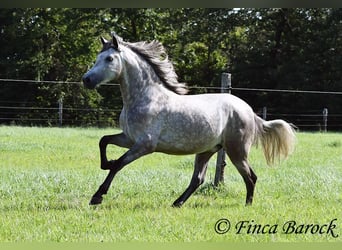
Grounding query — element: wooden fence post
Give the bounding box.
[323,108,328,132]
[263,106,267,120]
[58,98,63,127]
[214,73,231,186]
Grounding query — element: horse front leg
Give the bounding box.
[90,134,156,205]
[99,133,133,170]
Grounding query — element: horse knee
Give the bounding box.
[99,135,110,149]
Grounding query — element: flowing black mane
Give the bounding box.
[104,36,188,95]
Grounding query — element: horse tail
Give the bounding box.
[254,115,296,166]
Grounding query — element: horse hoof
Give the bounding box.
[172,201,183,208]
[89,196,103,205]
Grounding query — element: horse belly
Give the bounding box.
[155,136,220,155]
[156,111,223,155]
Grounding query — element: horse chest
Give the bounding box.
[119,104,162,141]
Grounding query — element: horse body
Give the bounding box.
[82,35,295,207]
[149,93,254,155]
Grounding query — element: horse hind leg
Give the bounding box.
[172,151,216,207]
[225,142,257,205]
[233,159,257,205]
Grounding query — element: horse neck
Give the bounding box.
[119,49,171,107]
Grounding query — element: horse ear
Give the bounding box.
[112,35,119,50]
[100,36,108,45]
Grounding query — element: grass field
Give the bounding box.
[0,126,341,242]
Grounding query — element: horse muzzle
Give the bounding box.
[82,74,98,89]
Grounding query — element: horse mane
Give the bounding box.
[117,37,189,95]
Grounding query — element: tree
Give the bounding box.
[0,9,106,126]
[0,8,340,129]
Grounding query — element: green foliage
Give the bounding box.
[0,9,341,127]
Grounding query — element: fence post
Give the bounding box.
[323,108,328,132]
[263,106,267,120]
[214,73,231,186]
[58,98,63,127]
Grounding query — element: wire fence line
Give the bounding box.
[1,78,342,95]
[0,105,121,112]
[0,78,120,87]
[1,78,342,130]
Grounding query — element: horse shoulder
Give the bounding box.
[120,97,165,142]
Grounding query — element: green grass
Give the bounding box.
[0,126,341,242]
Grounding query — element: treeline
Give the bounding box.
[0,8,341,129]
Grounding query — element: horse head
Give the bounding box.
[82,35,123,89]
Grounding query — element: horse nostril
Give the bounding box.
[82,76,90,84]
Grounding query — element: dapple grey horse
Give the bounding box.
[82,34,295,207]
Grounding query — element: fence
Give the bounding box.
[0,102,122,127]
[1,77,342,130]
[0,79,121,127]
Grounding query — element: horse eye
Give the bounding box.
[106,56,113,62]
